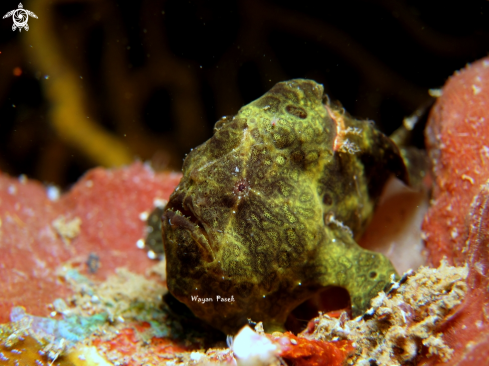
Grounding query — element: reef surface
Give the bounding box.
[1,57,489,365]
[420,57,489,365]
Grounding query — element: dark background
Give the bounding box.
[1,0,488,188]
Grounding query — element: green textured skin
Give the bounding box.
[162,79,408,334]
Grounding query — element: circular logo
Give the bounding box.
[12,9,28,28]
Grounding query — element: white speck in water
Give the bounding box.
[428,88,442,97]
[136,239,145,249]
[147,250,156,259]
[139,211,149,221]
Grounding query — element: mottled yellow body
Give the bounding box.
[162,79,407,334]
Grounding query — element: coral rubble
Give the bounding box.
[304,261,468,365]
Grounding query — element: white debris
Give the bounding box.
[46,185,60,201]
[153,198,167,208]
[136,239,145,249]
[147,250,157,260]
[190,352,204,361]
[428,89,443,97]
[232,325,279,366]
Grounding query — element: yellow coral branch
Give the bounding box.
[22,0,133,167]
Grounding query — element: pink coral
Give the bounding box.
[0,163,180,322]
[421,56,489,365]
